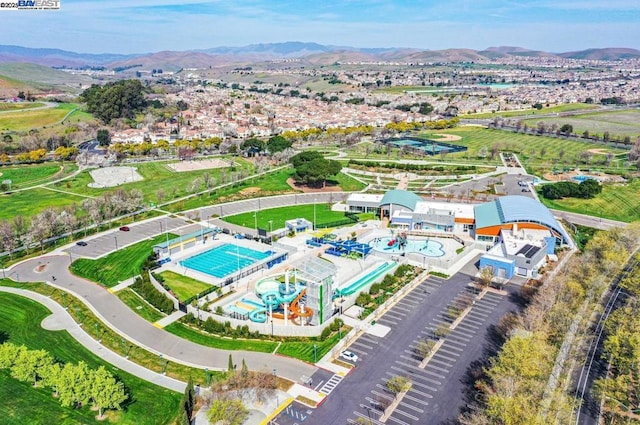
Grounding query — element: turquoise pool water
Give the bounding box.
[371,237,446,257]
[180,243,272,278]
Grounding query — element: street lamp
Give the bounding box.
[313,344,318,363]
[268,220,273,233]
[254,210,258,232]
[114,236,118,251]
[313,199,317,231]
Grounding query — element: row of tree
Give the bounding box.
[461,226,640,425]
[132,274,175,314]
[80,80,147,124]
[539,179,602,200]
[0,343,127,418]
[0,189,145,258]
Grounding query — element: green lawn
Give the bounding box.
[333,171,367,191]
[0,187,88,221]
[0,292,180,425]
[0,163,76,188]
[222,203,350,230]
[116,288,165,323]
[276,328,349,363]
[70,234,175,287]
[539,179,640,223]
[164,322,279,353]
[158,271,213,302]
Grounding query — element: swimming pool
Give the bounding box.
[371,237,446,257]
[180,243,272,278]
[572,175,598,182]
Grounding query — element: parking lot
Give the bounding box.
[64,215,192,259]
[300,270,519,425]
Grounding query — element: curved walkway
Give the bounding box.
[7,255,317,383]
[0,286,186,392]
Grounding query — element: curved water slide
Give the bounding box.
[249,282,313,323]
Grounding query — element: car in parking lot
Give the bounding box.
[76,241,88,246]
[119,226,130,231]
[340,350,359,362]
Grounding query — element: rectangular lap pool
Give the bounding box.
[180,243,272,278]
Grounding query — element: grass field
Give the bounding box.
[539,179,640,222]
[0,187,89,221]
[0,101,45,111]
[463,103,598,119]
[158,270,213,302]
[276,328,348,363]
[0,163,76,188]
[412,127,629,170]
[0,292,181,425]
[0,103,80,132]
[222,203,350,230]
[523,109,640,139]
[164,322,279,353]
[70,234,175,287]
[116,288,165,323]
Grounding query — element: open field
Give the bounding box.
[70,234,175,287]
[413,127,630,169]
[0,103,80,132]
[0,101,45,111]
[539,179,640,222]
[0,187,88,220]
[523,109,640,139]
[0,163,76,188]
[222,203,350,230]
[158,270,213,302]
[0,292,181,425]
[463,103,598,119]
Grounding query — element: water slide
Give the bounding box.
[335,261,397,297]
[249,277,314,323]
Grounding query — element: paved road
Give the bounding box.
[7,255,317,382]
[552,210,627,231]
[0,286,186,392]
[283,270,521,425]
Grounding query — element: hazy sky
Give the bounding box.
[3,0,639,54]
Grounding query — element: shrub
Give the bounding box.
[131,275,175,314]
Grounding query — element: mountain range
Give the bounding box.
[1,42,639,70]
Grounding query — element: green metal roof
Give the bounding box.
[379,190,422,211]
[153,228,214,249]
[473,201,502,229]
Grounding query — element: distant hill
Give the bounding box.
[1,43,640,72]
[0,45,137,67]
[558,48,640,60]
[0,63,94,97]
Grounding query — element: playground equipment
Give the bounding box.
[248,270,314,324]
[385,232,407,250]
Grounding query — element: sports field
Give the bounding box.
[0,292,181,425]
[0,163,75,188]
[222,203,350,230]
[463,103,598,119]
[523,109,640,139]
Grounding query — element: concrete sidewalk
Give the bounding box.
[154,310,187,328]
[0,286,186,392]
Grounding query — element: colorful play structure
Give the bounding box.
[247,270,314,324]
[385,232,408,251]
[306,236,373,258]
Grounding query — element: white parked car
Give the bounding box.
[340,350,359,362]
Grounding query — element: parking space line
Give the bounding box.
[392,407,420,421]
[377,318,399,326]
[403,393,430,406]
[437,347,461,357]
[406,387,435,399]
[441,343,464,352]
[387,415,411,425]
[352,341,375,350]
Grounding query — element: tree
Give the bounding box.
[181,376,195,423]
[97,129,111,147]
[477,266,494,287]
[228,354,234,372]
[207,398,248,425]
[91,366,128,418]
[58,361,93,407]
[559,124,573,136]
[290,151,342,187]
[266,135,292,153]
[0,220,16,259]
[386,375,412,395]
[0,342,26,369]
[10,348,53,386]
[415,339,436,359]
[80,79,147,124]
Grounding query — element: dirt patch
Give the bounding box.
[286,178,343,193]
[167,159,232,172]
[34,264,47,273]
[239,187,261,195]
[587,148,611,155]
[543,168,627,183]
[432,133,463,142]
[89,166,143,188]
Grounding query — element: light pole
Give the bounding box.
[364,406,373,424]
[313,344,318,363]
[114,236,118,251]
[313,198,317,231]
[254,210,258,232]
[268,220,273,233]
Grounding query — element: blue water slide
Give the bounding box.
[248,307,267,323]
